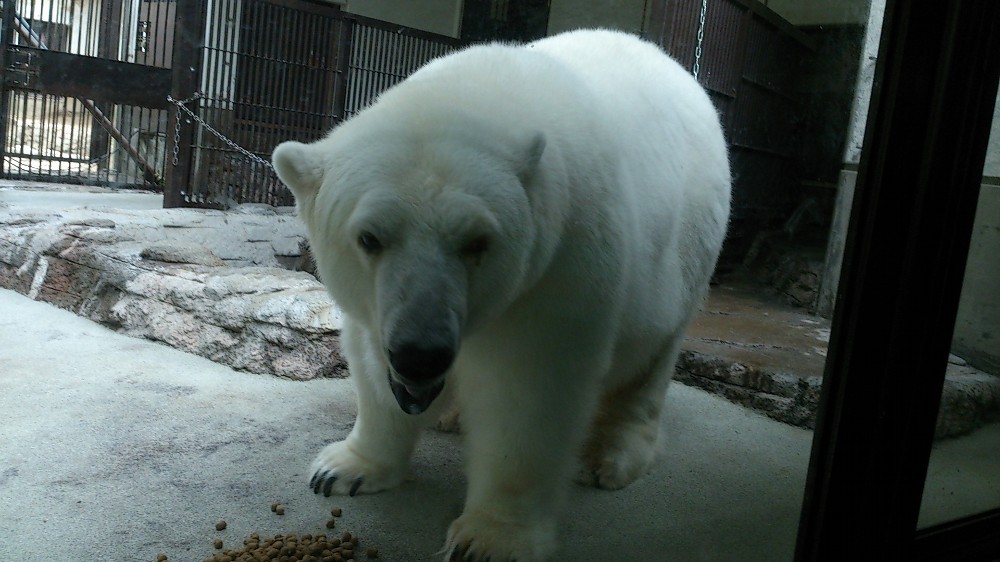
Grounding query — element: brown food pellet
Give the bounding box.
[156,554,168,561]
[275,505,285,515]
[271,502,279,512]
[325,519,336,529]
[215,520,227,531]
[192,519,378,561]
[330,507,342,517]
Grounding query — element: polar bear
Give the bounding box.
[272,29,730,561]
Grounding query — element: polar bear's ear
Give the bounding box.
[272,141,325,201]
[515,132,546,184]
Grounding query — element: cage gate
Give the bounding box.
[0,0,174,188]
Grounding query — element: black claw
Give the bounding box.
[312,470,329,494]
[323,474,338,497]
[309,470,319,489]
[449,545,471,562]
[349,477,363,496]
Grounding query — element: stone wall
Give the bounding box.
[0,204,345,380]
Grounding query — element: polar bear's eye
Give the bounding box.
[357,231,383,255]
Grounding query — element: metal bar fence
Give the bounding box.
[176,5,460,208]
[1,0,173,187]
[1,0,460,200]
[342,14,458,120]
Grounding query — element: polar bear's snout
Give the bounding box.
[382,288,461,415]
[388,344,455,383]
[378,254,465,416]
[385,339,455,415]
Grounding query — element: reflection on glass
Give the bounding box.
[0,0,893,561]
[918,88,1000,529]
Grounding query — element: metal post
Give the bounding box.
[164,0,207,208]
[90,0,124,175]
[0,0,17,177]
[332,10,353,128]
[795,2,1000,559]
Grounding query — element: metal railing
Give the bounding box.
[168,2,460,207]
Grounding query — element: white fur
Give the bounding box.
[272,29,730,561]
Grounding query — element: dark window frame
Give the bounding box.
[795,2,1000,560]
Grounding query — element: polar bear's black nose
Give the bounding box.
[388,344,455,382]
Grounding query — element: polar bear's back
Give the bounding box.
[400,29,729,216]
[531,29,729,202]
[530,29,709,129]
[538,34,729,269]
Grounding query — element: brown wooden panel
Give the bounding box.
[10,46,171,109]
[698,0,745,96]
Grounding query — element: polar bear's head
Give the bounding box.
[273,120,546,415]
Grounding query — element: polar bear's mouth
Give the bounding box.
[387,371,444,415]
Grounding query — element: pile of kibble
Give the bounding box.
[155,505,378,562]
[199,530,374,562]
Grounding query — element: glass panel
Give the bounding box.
[918,87,1000,529]
[0,1,884,561]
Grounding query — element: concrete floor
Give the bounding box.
[0,182,164,211]
[1,185,997,560]
[2,289,998,561]
[0,288,811,561]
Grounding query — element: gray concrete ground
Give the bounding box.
[3,288,998,562]
[1,287,813,561]
[1,183,998,561]
[0,182,165,211]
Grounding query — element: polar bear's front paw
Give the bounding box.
[443,510,555,562]
[577,428,656,490]
[309,440,406,497]
[434,405,462,433]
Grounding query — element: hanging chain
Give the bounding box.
[167,93,274,171]
[693,0,708,81]
[170,95,188,166]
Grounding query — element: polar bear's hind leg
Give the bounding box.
[577,337,682,490]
